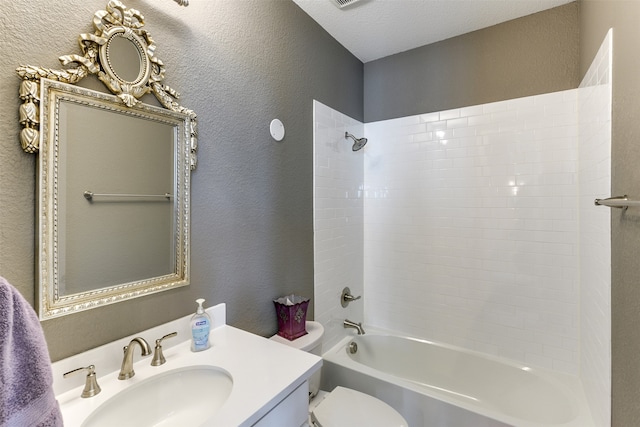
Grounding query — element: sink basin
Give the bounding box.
[81,365,233,427]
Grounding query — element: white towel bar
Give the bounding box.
[83,191,172,201]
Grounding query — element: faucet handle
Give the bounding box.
[341,287,362,307]
[63,365,101,398]
[151,332,178,366]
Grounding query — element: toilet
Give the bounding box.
[270,321,408,427]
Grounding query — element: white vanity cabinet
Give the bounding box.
[252,381,310,427]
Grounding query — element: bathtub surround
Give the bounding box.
[313,32,611,425]
[578,30,612,427]
[364,90,581,374]
[313,101,364,350]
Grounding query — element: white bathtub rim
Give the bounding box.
[323,327,594,427]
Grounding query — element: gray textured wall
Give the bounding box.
[579,2,640,425]
[363,2,579,122]
[0,0,362,361]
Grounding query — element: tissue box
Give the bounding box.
[274,294,309,340]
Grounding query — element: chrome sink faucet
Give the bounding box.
[343,319,365,335]
[118,337,152,380]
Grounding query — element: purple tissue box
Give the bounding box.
[274,295,309,340]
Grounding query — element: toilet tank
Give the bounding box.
[270,321,324,397]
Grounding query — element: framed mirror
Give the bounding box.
[16,1,197,319]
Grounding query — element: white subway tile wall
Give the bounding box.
[313,100,365,351]
[312,33,611,424]
[578,29,612,427]
[363,90,581,375]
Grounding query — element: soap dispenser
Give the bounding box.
[191,298,211,352]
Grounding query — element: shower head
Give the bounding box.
[345,132,368,151]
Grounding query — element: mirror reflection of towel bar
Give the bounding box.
[83,191,173,201]
[594,195,640,209]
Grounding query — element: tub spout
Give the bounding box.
[344,319,365,335]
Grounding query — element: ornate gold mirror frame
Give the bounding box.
[16,0,197,319]
[17,0,197,166]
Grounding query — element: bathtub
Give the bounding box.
[321,332,594,427]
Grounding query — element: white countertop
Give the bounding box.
[54,304,322,426]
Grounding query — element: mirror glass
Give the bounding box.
[106,34,144,83]
[37,79,192,319]
[59,100,175,294]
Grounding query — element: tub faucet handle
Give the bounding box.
[63,365,101,398]
[151,332,178,366]
[341,287,362,307]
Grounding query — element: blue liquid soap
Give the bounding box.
[191,298,211,352]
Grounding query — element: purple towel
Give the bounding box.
[0,277,63,427]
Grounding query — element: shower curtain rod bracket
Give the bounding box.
[594,195,640,209]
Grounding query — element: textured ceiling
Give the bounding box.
[292,0,574,63]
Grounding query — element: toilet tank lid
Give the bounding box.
[269,321,324,351]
